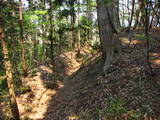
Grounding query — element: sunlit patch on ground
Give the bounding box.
[130,66,141,72]
[57,80,64,88]
[151,59,160,66]
[68,115,79,120]
[150,53,160,57]
[14,47,93,120]
[16,64,58,120]
[119,37,142,45]
[0,101,12,119]
[39,65,53,74]
[150,53,160,66]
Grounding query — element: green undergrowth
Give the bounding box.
[45,72,60,89]
[16,85,31,95]
[94,97,152,120]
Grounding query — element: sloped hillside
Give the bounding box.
[1,30,160,120]
[44,30,160,120]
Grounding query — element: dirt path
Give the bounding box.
[1,30,160,120]
[17,65,56,119]
[16,47,93,120]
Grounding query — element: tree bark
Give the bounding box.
[70,1,76,49]
[97,0,117,72]
[86,0,93,42]
[77,0,81,50]
[19,0,27,76]
[127,0,135,31]
[0,15,20,120]
[144,0,153,75]
[48,1,54,65]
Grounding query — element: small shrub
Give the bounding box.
[22,116,30,120]
[0,78,7,96]
[45,73,60,89]
[16,85,31,95]
[134,33,146,40]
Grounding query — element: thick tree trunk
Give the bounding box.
[145,0,153,75]
[97,0,115,72]
[19,0,27,76]
[0,15,20,120]
[134,10,140,29]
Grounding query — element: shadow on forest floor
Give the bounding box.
[0,98,12,120]
[42,29,160,120]
[1,29,160,120]
[15,46,95,119]
[0,106,5,120]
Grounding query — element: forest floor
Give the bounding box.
[0,28,160,120]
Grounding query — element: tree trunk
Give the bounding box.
[122,0,125,27]
[70,1,76,49]
[68,29,72,49]
[0,15,20,120]
[86,0,93,42]
[19,0,27,76]
[70,19,73,50]
[144,0,153,75]
[77,0,81,50]
[133,9,140,29]
[48,1,54,65]
[97,0,116,72]
[156,0,160,27]
[138,0,145,28]
[149,1,160,27]
[127,0,135,31]
[59,32,62,54]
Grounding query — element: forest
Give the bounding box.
[0,0,160,120]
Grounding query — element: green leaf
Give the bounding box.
[0,79,3,85]
[34,10,47,15]
[30,15,39,20]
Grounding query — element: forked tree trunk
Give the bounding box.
[19,0,27,76]
[97,0,115,72]
[0,15,20,120]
